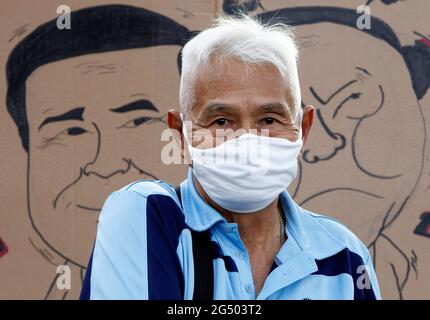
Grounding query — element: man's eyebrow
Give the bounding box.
[110,99,158,113]
[310,79,358,105]
[38,107,84,130]
[259,102,291,115]
[198,103,237,120]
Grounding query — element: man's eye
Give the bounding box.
[122,116,153,128]
[215,118,229,126]
[65,127,88,136]
[263,117,275,125]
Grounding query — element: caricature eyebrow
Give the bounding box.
[38,107,84,130]
[355,66,372,76]
[110,99,158,113]
[310,79,358,105]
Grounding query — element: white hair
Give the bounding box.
[179,14,301,121]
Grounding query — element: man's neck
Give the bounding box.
[192,175,282,295]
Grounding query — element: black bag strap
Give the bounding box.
[175,186,213,300]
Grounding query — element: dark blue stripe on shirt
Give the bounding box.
[146,194,187,299]
[209,241,238,272]
[270,260,279,273]
[312,248,376,300]
[80,246,94,300]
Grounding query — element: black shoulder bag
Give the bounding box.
[175,186,214,300]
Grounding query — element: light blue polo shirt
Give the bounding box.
[81,169,381,300]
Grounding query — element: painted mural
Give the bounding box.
[0,0,428,299]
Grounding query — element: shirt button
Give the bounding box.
[245,284,253,294]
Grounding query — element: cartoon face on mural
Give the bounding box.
[256,6,429,299]
[295,22,425,244]
[253,8,427,244]
[295,24,427,297]
[6,5,189,273]
[25,46,183,266]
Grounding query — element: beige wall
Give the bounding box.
[0,0,429,299]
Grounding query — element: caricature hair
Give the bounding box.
[6,4,189,152]
[256,6,430,101]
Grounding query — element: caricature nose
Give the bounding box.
[83,157,131,179]
[302,109,346,164]
[82,124,131,179]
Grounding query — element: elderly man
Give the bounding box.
[81,15,380,300]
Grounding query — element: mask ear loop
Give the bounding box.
[180,113,194,167]
[296,108,303,140]
[180,113,191,144]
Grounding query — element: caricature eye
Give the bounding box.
[333,92,363,118]
[121,116,155,129]
[64,127,88,136]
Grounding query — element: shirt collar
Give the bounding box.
[277,190,311,260]
[179,169,352,297]
[180,169,227,232]
[181,167,312,255]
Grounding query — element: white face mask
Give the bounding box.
[182,111,303,213]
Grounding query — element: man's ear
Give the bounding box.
[299,105,315,157]
[167,109,183,146]
[167,109,182,130]
[167,109,190,163]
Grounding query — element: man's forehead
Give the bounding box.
[190,59,296,119]
[194,59,289,99]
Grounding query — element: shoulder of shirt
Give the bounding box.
[104,179,180,208]
[297,206,371,263]
[121,179,177,197]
